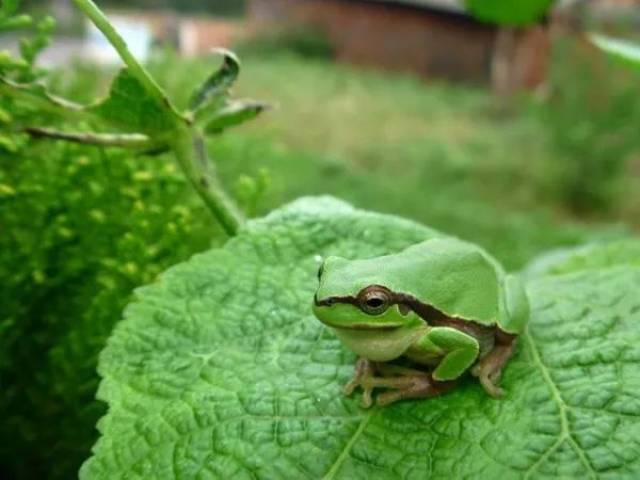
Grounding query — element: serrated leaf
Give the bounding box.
[189,49,240,112]
[466,0,554,26]
[81,197,640,479]
[89,69,178,134]
[204,100,269,134]
[0,76,85,113]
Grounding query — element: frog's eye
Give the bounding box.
[358,285,391,315]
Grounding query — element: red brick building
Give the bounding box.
[248,0,549,90]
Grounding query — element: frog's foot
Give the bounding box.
[471,335,517,398]
[344,358,396,407]
[344,359,456,407]
[343,357,376,406]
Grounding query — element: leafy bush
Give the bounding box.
[538,36,640,213]
[0,140,216,478]
[1,1,266,478]
[0,0,54,152]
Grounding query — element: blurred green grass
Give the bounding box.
[151,51,631,268]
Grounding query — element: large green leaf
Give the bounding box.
[81,197,640,479]
[525,239,640,278]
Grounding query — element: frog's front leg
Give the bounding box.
[343,357,374,398]
[344,326,480,407]
[343,358,404,407]
[410,326,480,381]
[367,327,479,406]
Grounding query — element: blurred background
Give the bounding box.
[2,0,640,478]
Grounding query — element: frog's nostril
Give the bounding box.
[317,264,324,280]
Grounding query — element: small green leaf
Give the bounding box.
[204,100,269,134]
[589,34,640,70]
[81,197,640,479]
[0,76,84,112]
[0,133,18,152]
[0,14,31,32]
[189,49,240,112]
[0,0,20,17]
[0,106,12,123]
[466,0,554,26]
[0,51,28,70]
[89,69,178,134]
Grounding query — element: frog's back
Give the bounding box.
[392,238,503,327]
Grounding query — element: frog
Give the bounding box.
[312,236,529,407]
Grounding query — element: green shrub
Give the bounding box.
[0,140,217,478]
[539,36,640,213]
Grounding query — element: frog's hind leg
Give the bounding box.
[376,373,457,406]
[470,331,517,398]
[343,358,455,408]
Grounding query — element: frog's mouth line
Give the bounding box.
[319,319,404,331]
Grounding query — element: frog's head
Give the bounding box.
[312,255,426,361]
[312,256,413,331]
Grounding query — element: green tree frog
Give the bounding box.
[312,237,529,407]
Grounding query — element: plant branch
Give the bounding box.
[25,127,161,150]
[172,130,244,236]
[71,0,178,115]
[0,79,86,119]
[58,0,257,237]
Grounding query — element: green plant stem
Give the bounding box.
[0,81,85,118]
[172,129,244,236]
[71,0,246,236]
[71,0,173,112]
[25,127,160,150]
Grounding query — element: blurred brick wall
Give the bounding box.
[249,0,496,82]
[179,18,244,56]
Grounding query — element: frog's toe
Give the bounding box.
[361,387,374,408]
[479,373,504,398]
[343,382,357,396]
[343,357,375,396]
